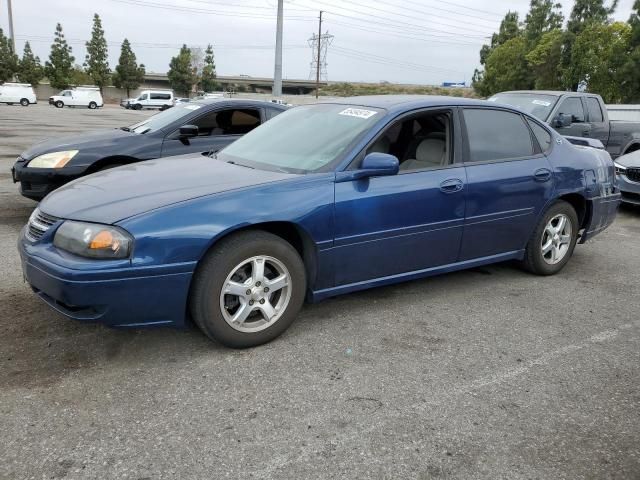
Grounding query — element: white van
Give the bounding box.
[49,87,104,109]
[0,83,37,106]
[125,90,174,110]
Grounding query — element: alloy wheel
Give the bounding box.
[541,213,572,265]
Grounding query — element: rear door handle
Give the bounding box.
[534,168,552,182]
[439,178,464,194]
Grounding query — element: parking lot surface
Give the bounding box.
[0,104,639,479]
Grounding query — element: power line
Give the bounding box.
[295,0,489,39]
[323,19,481,47]
[339,0,498,32]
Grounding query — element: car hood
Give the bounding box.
[21,129,134,160]
[615,149,640,168]
[39,154,294,224]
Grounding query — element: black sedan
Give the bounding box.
[12,99,288,200]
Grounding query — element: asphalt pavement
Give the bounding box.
[0,103,638,480]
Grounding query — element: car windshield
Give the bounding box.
[487,93,559,121]
[127,104,202,134]
[218,103,384,173]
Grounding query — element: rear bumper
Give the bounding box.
[580,193,621,243]
[617,173,640,205]
[18,230,194,328]
[12,159,88,200]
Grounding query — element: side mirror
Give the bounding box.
[355,153,399,179]
[179,124,199,138]
[552,113,572,128]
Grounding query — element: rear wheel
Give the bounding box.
[88,101,97,109]
[20,98,29,107]
[55,100,64,108]
[522,200,579,275]
[189,231,306,348]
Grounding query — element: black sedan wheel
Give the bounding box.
[190,231,306,348]
[522,200,578,275]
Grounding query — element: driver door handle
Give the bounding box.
[439,178,464,194]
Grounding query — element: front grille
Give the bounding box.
[26,209,60,242]
[625,167,640,183]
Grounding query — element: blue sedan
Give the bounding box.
[18,96,621,348]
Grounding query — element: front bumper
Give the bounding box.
[617,173,640,205]
[12,158,88,200]
[18,227,194,328]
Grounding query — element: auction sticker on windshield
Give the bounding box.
[339,108,378,119]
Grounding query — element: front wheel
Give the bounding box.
[20,98,29,106]
[55,100,64,108]
[189,231,306,348]
[522,201,579,275]
[133,103,142,110]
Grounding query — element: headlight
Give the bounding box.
[614,162,627,175]
[28,150,79,168]
[53,221,133,259]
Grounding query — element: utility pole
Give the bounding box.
[273,0,283,97]
[7,0,16,53]
[315,11,322,99]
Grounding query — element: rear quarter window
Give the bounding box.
[526,118,553,153]
[463,109,534,162]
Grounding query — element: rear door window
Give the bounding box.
[586,97,604,122]
[463,109,534,162]
[557,97,586,123]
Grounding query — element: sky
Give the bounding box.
[0,0,636,85]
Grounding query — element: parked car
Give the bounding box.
[18,96,620,348]
[489,91,640,159]
[124,90,174,110]
[614,149,640,205]
[49,87,103,109]
[12,99,287,200]
[0,83,37,106]
[174,97,191,105]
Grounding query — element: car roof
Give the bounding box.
[190,98,288,109]
[317,95,496,112]
[497,90,602,98]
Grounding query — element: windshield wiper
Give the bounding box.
[227,160,254,169]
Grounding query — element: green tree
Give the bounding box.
[620,1,640,102]
[200,44,218,92]
[84,14,110,92]
[0,28,19,83]
[526,29,564,89]
[565,21,631,102]
[563,0,619,89]
[45,23,75,89]
[18,41,44,85]
[524,0,564,45]
[168,44,195,96]
[70,65,93,86]
[477,37,532,96]
[112,39,145,97]
[473,12,522,95]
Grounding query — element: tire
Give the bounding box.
[20,98,29,107]
[134,104,142,110]
[88,101,97,109]
[522,200,579,275]
[55,100,64,108]
[189,230,306,348]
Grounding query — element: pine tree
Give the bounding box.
[524,0,564,45]
[201,44,218,92]
[112,39,145,97]
[0,28,19,83]
[85,13,110,92]
[18,41,44,85]
[620,0,640,102]
[168,45,195,96]
[45,23,75,89]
